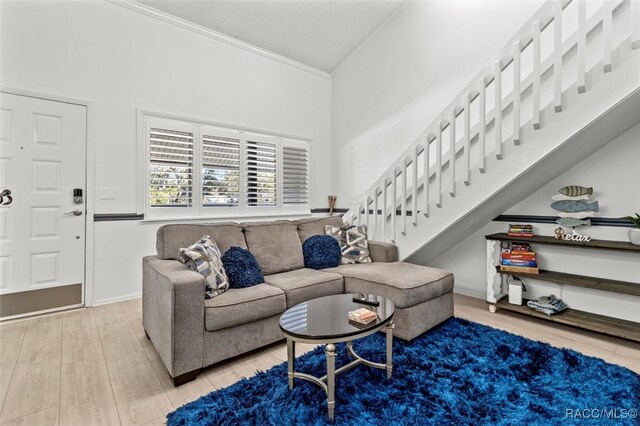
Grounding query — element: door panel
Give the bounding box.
[0,93,86,318]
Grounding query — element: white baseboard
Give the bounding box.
[92,292,142,306]
[453,286,485,300]
[0,303,85,322]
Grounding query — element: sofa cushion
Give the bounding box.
[221,247,264,288]
[303,235,341,270]
[293,216,344,244]
[264,268,344,308]
[204,284,286,331]
[325,224,372,264]
[157,223,246,260]
[242,221,304,275]
[178,235,229,298]
[325,262,454,309]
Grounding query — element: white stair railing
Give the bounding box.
[346,0,640,246]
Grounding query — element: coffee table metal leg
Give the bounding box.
[287,338,295,390]
[385,322,394,379]
[325,343,336,421]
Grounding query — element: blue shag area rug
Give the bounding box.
[167,318,639,425]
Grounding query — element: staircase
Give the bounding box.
[343,0,640,262]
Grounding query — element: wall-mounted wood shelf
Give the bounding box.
[495,267,640,297]
[486,233,640,343]
[485,232,640,253]
[493,299,640,342]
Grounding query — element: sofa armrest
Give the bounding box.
[142,256,205,378]
[368,240,399,263]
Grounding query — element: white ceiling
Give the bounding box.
[135,0,404,72]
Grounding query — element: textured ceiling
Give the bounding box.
[135,0,404,72]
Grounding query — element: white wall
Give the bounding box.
[331,0,546,207]
[428,122,640,322]
[0,0,332,303]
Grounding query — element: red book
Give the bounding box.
[501,253,536,261]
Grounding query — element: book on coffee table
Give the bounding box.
[348,308,378,325]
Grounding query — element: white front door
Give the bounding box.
[0,93,86,318]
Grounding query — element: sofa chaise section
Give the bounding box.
[324,262,454,340]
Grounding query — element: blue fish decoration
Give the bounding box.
[550,200,599,212]
[556,218,591,227]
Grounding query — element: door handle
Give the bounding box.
[65,209,83,216]
[0,189,12,205]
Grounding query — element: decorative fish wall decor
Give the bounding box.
[558,211,595,218]
[551,193,590,201]
[556,218,591,227]
[559,186,593,197]
[550,200,599,212]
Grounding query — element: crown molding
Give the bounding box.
[105,0,331,80]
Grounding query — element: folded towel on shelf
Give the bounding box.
[527,295,568,316]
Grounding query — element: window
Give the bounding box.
[282,141,309,207]
[144,116,310,218]
[246,137,277,207]
[148,126,194,208]
[201,132,240,208]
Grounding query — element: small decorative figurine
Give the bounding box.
[328,195,337,216]
[554,227,565,240]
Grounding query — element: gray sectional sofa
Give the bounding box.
[142,216,454,386]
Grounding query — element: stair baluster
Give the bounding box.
[435,127,443,207]
[373,189,379,239]
[554,0,563,112]
[391,168,397,242]
[449,110,457,196]
[633,0,640,49]
[463,95,471,185]
[532,20,542,129]
[494,60,503,160]
[382,178,388,241]
[478,78,487,173]
[577,0,586,93]
[422,137,430,217]
[400,163,407,235]
[513,41,522,144]
[603,0,613,72]
[364,195,369,233]
[411,148,418,225]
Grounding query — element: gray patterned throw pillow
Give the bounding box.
[325,225,372,264]
[179,236,229,299]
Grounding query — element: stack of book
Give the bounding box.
[508,224,534,237]
[348,308,378,326]
[500,243,539,274]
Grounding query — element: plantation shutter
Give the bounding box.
[245,139,277,207]
[201,132,240,207]
[148,127,194,207]
[282,142,309,206]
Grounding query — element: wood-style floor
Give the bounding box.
[0,294,638,425]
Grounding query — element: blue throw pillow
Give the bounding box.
[221,247,264,288]
[303,235,341,270]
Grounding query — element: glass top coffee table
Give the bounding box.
[279,293,395,421]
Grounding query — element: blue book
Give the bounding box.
[501,259,538,267]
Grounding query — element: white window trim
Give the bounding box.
[138,110,312,220]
